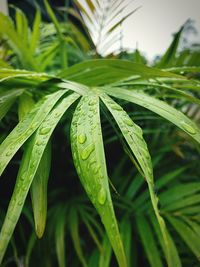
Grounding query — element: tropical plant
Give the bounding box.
[0,1,199,267]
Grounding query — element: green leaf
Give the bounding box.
[156,25,184,67]
[0,13,36,69]
[102,87,200,144]
[100,92,178,267]
[150,214,181,267]
[100,93,152,181]
[81,212,102,252]
[69,208,87,267]
[0,93,79,264]
[99,234,112,267]
[0,90,67,176]
[120,219,132,267]
[0,89,23,120]
[24,233,37,267]
[44,0,62,39]
[31,142,51,238]
[166,215,200,260]
[15,8,29,45]
[30,9,41,54]
[18,93,35,121]
[59,59,183,86]
[0,68,49,82]
[55,207,67,267]
[70,93,127,267]
[136,215,163,267]
[165,194,200,211]
[160,182,200,207]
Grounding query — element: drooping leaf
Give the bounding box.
[0,93,79,264]
[70,92,127,267]
[100,92,179,266]
[31,142,51,238]
[102,87,200,144]
[99,233,112,267]
[0,90,67,176]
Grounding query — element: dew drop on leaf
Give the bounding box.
[39,127,51,135]
[81,144,95,160]
[180,121,196,135]
[89,99,97,106]
[35,139,42,146]
[18,200,23,206]
[6,151,12,156]
[97,188,107,205]
[78,134,87,144]
[124,118,134,127]
[111,104,123,111]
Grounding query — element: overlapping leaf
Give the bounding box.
[0,92,79,263]
[70,93,127,267]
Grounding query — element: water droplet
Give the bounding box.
[180,121,196,135]
[124,118,134,127]
[89,99,97,106]
[54,112,61,118]
[81,144,95,160]
[111,104,122,111]
[97,188,107,205]
[18,200,23,206]
[78,134,87,144]
[93,166,100,174]
[111,223,115,231]
[22,185,28,191]
[30,160,37,169]
[39,127,51,135]
[6,151,12,156]
[35,139,42,146]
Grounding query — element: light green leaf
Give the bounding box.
[30,9,41,54]
[59,59,183,86]
[100,92,178,267]
[99,234,112,267]
[0,92,79,264]
[31,142,51,238]
[0,68,50,82]
[18,93,35,121]
[0,90,67,176]
[15,8,29,45]
[44,0,62,39]
[0,89,23,120]
[70,93,127,267]
[102,87,200,144]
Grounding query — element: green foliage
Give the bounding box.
[0,1,200,267]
